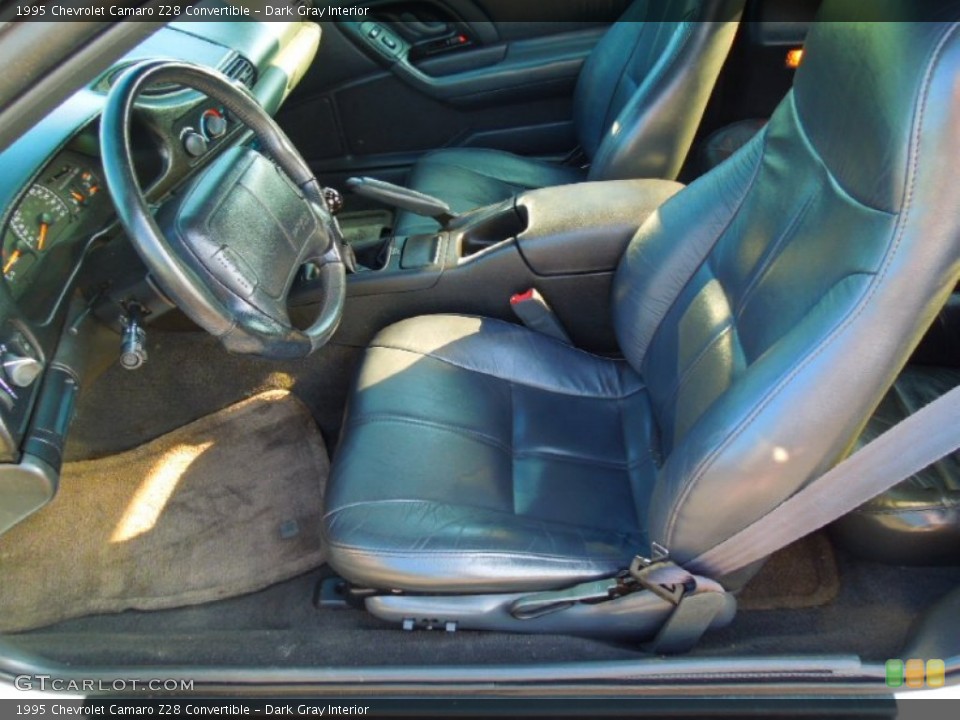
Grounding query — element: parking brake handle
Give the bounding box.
[347,176,458,229]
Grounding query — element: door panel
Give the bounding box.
[338,21,606,106]
[335,74,577,154]
[277,0,631,184]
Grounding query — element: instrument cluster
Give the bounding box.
[1,150,110,311]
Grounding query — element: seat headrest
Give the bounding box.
[793,0,960,213]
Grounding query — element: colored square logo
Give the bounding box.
[926,659,946,688]
[885,659,904,687]
[905,659,925,688]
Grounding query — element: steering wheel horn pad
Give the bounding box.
[162,145,336,354]
[101,60,346,358]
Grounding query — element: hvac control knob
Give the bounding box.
[182,130,208,158]
[2,352,43,388]
[203,110,228,139]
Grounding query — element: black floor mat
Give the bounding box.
[65,329,363,461]
[737,533,840,611]
[8,570,641,667]
[9,546,960,668]
[698,549,960,660]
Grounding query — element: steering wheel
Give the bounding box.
[100,60,346,359]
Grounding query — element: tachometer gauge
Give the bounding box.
[9,185,69,251]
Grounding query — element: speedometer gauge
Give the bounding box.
[10,185,69,250]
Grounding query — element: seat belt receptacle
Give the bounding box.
[510,288,572,344]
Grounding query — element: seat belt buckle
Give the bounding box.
[628,543,692,606]
[628,544,737,654]
[510,288,572,344]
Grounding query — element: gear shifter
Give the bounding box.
[346,177,458,229]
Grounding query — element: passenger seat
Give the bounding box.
[394,0,745,236]
[697,115,960,568]
[699,118,766,172]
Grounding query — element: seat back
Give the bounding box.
[574,0,744,182]
[611,5,960,567]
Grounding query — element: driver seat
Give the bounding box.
[323,9,960,636]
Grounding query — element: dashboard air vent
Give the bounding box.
[222,55,257,89]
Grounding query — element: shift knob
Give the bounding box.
[323,187,344,214]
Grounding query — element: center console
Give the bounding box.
[291,179,683,352]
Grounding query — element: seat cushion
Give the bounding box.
[393,148,586,237]
[323,315,659,593]
[832,366,960,565]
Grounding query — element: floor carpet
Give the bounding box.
[738,532,840,610]
[11,552,960,668]
[0,391,329,632]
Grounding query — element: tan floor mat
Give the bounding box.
[737,532,840,611]
[0,390,328,633]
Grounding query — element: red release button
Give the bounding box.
[510,289,535,305]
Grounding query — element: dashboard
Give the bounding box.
[0,15,322,535]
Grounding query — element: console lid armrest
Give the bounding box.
[515,179,684,276]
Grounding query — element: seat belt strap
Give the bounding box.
[633,382,960,652]
[512,382,960,653]
[647,382,960,585]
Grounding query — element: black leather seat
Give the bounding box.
[325,316,655,591]
[699,118,766,172]
[394,0,744,236]
[325,8,960,605]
